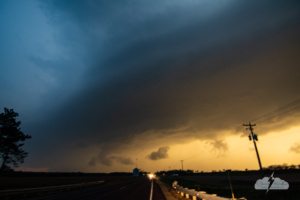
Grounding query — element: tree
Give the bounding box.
[0,108,31,171]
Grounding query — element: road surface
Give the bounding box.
[28,176,166,200]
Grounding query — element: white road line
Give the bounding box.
[149,179,153,200]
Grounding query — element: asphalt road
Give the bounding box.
[29,176,166,200]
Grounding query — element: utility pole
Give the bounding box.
[180,160,184,171]
[227,170,235,200]
[243,123,263,171]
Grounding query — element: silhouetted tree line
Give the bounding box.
[156,164,300,176]
[263,163,300,171]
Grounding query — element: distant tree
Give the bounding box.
[282,163,288,170]
[289,165,296,170]
[267,165,276,170]
[0,108,31,171]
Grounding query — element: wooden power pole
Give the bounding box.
[243,123,263,171]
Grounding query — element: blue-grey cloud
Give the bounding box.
[1,0,300,171]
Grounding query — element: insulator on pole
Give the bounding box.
[253,134,258,141]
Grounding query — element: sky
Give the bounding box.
[1,0,300,173]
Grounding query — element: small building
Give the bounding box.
[133,168,139,176]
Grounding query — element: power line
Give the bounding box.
[233,98,300,134]
[256,105,300,124]
[250,99,300,124]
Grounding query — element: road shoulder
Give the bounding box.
[155,179,178,200]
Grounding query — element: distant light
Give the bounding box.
[148,173,155,179]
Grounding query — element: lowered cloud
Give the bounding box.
[112,156,135,165]
[148,147,170,160]
[89,154,134,166]
[289,142,300,153]
[209,139,228,156]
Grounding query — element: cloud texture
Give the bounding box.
[148,147,170,160]
[1,0,300,171]
[290,143,300,154]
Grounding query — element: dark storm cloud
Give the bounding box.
[112,156,134,165]
[148,147,170,160]
[89,154,134,166]
[14,0,300,170]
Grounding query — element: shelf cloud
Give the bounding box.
[1,0,300,172]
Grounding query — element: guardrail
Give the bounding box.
[0,180,104,199]
[172,181,247,200]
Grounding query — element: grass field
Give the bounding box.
[0,172,136,190]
